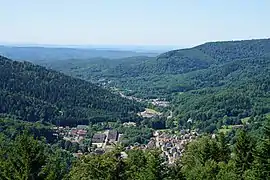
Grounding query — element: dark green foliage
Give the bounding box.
[141,117,167,130]
[117,125,153,146]
[0,117,56,142]
[0,133,46,180]
[0,132,73,180]
[39,149,73,180]
[0,55,143,126]
[252,117,270,179]
[181,136,221,172]
[172,56,270,131]
[217,133,230,162]
[180,120,269,179]
[196,39,270,63]
[166,160,185,180]
[233,130,255,177]
[68,149,126,180]
[68,149,169,180]
[257,118,270,177]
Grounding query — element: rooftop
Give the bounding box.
[92,133,106,143]
[108,130,118,142]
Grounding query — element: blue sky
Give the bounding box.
[0,0,269,47]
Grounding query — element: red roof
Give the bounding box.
[77,130,87,135]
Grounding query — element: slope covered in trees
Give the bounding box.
[29,39,270,132]
[51,39,270,77]
[0,55,143,126]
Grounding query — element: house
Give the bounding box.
[92,133,106,143]
[77,130,87,136]
[107,130,119,142]
[147,140,156,149]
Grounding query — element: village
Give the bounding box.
[53,124,199,164]
[125,129,199,164]
[53,125,122,156]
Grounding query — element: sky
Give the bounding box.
[0,0,270,48]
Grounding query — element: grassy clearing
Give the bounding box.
[241,117,250,124]
[145,108,161,115]
[218,125,233,134]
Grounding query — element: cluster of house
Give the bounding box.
[152,130,199,163]
[53,125,198,163]
[53,125,89,143]
[53,125,121,155]
[125,129,199,164]
[92,130,120,148]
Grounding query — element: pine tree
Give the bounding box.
[0,132,46,180]
[144,150,167,180]
[217,132,230,162]
[254,118,270,179]
[233,129,254,178]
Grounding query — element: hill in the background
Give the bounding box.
[0,55,143,126]
[0,45,159,62]
[34,39,270,96]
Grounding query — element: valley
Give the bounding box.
[14,39,269,133]
[1,39,270,179]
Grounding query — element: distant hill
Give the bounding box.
[109,38,270,76]
[36,39,270,94]
[0,55,143,126]
[0,46,159,62]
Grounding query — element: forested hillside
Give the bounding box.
[39,56,154,81]
[0,55,143,126]
[28,39,270,132]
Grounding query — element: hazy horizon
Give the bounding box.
[1,37,269,51]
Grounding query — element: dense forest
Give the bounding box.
[29,39,270,132]
[32,39,270,96]
[0,55,143,126]
[0,116,269,179]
